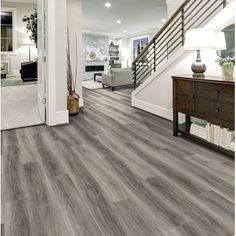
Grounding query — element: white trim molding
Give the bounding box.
[46,0,57,126]
[132,97,173,121]
[55,110,69,125]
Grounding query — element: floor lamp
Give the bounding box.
[23,37,34,61]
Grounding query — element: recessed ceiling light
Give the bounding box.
[161,18,166,22]
[123,30,127,33]
[116,20,121,24]
[157,5,162,9]
[105,2,111,8]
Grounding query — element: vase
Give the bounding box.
[221,65,234,81]
[67,92,80,116]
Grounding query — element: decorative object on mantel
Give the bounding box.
[86,48,105,62]
[22,9,37,46]
[216,57,235,81]
[67,28,80,116]
[184,28,216,78]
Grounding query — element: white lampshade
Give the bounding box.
[23,37,34,45]
[215,32,226,50]
[184,28,216,50]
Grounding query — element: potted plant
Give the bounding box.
[22,9,37,46]
[67,28,80,115]
[216,57,235,81]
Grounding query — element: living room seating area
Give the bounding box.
[102,68,133,91]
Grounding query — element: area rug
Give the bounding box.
[1,84,43,130]
[1,76,37,87]
[82,80,103,90]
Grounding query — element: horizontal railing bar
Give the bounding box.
[155,38,182,65]
[136,66,154,84]
[185,0,220,29]
[132,44,154,65]
[135,61,154,78]
[133,0,191,65]
[156,41,182,67]
[154,15,182,44]
[196,2,223,27]
[184,0,203,15]
[136,53,154,72]
[184,0,210,20]
[154,21,182,51]
[135,60,155,77]
[154,30,182,57]
[134,46,155,71]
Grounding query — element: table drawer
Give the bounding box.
[195,99,234,123]
[177,94,194,113]
[195,82,234,103]
[176,80,194,95]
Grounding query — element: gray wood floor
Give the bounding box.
[1,87,234,236]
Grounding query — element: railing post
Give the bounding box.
[153,41,156,72]
[181,7,185,46]
[133,63,137,87]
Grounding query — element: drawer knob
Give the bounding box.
[215,90,220,94]
[215,108,220,113]
[190,94,195,99]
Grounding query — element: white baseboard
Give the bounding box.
[55,110,69,125]
[132,97,173,121]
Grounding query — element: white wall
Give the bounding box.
[166,0,185,18]
[1,1,37,76]
[67,0,83,106]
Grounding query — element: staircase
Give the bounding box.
[132,0,226,86]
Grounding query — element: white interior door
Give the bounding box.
[37,0,46,122]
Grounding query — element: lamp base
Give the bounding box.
[191,50,206,78]
[192,73,205,78]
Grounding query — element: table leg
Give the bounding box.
[173,109,178,136]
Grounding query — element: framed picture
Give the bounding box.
[132,37,149,61]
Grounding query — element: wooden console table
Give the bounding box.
[172,75,235,156]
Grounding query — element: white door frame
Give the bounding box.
[45,0,56,126]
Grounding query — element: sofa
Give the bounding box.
[102,68,133,91]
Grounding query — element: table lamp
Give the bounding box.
[23,36,34,61]
[184,28,216,78]
[215,31,227,50]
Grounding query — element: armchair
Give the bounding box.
[102,68,133,91]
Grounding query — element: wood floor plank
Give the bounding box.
[2,87,234,236]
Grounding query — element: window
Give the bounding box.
[132,37,149,61]
[1,9,15,52]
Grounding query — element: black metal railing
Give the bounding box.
[132,0,226,86]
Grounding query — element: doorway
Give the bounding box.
[1,0,46,130]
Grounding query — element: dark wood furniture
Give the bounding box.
[20,61,37,82]
[172,75,234,156]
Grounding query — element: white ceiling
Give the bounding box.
[82,0,167,38]
[3,0,167,38]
